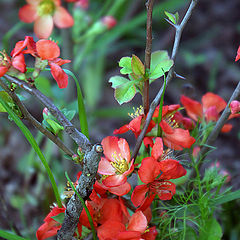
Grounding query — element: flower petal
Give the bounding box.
[151,137,163,160]
[118,138,131,163]
[36,40,60,60]
[19,4,37,23]
[131,184,149,207]
[102,174,126,187]
[138,157,161,184]
[34,15,54,39]
[202,92,226,113]
[159,159,186,180]
[221,124,232,133]
[101,136,121,162]
[151,180,176,200]
[180,95,203,121]
[98,157,116,175]
[50,63,68,88]
[108,181,131,196]
[128,211,147,233]
[12,54,26,73]
[53,6,74,28]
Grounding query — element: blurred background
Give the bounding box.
[0,0,240,239]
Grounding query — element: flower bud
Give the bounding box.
[101,16,117,29]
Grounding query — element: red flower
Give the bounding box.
[36,205,65,240]
[12,37,70,88]
[181,93,233,133]
[19,0,74,39]
[132,154,186,208]
[98,136,134,187]
[114,108,156,148]
[235,46,240,62]
[0,51,12,77]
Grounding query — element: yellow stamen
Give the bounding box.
[111,151,128,174]
[37,0,56,16]
[128,105,144,119]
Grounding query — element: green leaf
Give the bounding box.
[131,55,145,76]
[0,96,62,208]
[199,217,222,240]
[150,50,173,81]
[0,230,30,240]
[164,11,179,25]
[109,76,129,88]
[115,81,136,105]
[0,91,14,112]
[119,57,132,74]
[62,109,76,121]
[215,190,240,205]
[51,212,65,224]
[46,119,64,135]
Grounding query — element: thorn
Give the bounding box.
[174,72,186,80]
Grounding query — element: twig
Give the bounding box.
[189,81,240,179]
[0,79,74,157]
[4,75,90,152]
[143,0,154,114]
[132,0,198,160]
[3,74,103,240]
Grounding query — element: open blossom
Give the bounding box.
[98,136,134,187]
[131,139,187,209]
[11,36,70,88]
[19,0,74,39]
[181,93,235,133]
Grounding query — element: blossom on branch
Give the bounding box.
[19,0,74,39]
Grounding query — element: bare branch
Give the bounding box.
[132,0,199,160]
[0,78,74,157]
[143,0,155,114]
[4,75,91,152]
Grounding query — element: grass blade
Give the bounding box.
[0,230,30,240]
[0,96,62,207]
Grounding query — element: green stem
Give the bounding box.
[157,72,167,136]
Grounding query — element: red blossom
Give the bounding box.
[181,93,236,133]
[11,36,70,88]
[230,100,240,114]
[19,0,74,39]
[102,16,117,29]
[98,136,134,187]
[235,45,240,62]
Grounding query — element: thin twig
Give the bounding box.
[0,79,74,157]
[4,75,91,152]
[143,0,154,114]
[189,81,240,179]
[132,0,198,160]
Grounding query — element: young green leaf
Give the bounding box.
[164,11,179,25]
[119,57,132,74]
[131,55,145,76]
[109,76,130,88]
[150,50,173,82]
[46,119,64,135]
[51,212,65,224]
[115,81,136,105]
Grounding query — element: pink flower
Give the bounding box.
[19,0,74,39]
[98,136,134,187]
[102,16,117,29]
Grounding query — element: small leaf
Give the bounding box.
[119,57,132,74]
[51,212,65,224]
[150,50,173,82]
[109,76,129,88]
[199,217,222,240]
[62,109,76,121]
[46,119,64,135]
[115,81,136,105]
[164,11,179,25]
[131,55,145,76]
[0,91,13,112]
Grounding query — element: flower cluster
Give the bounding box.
[37,102,197,239]
[0,36,70,88]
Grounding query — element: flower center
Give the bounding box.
[111,151,128,174]
[37,0,56,16]
[128,105,144,119]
